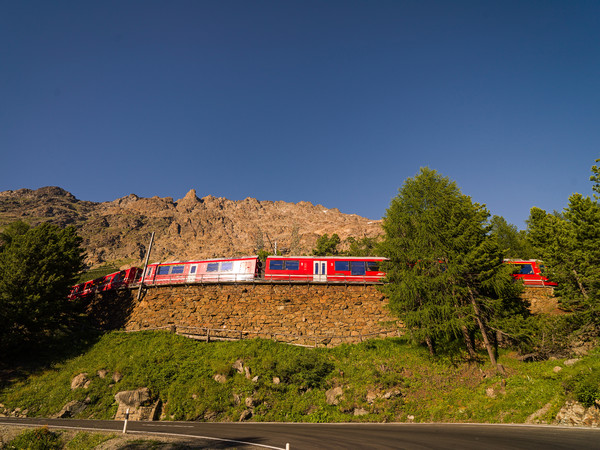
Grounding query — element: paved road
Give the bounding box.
[1,418,599,449]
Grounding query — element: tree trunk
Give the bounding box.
[425,336,435,355]
[572,269,589,299]
[468,287,505,375]
[461,325,477,358]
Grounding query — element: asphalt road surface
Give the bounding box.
[1,418,599,449]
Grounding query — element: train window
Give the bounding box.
[285,260,299,270]
[221,261,233,272]
[519,264,534,275]
[190,266,197,274]
[171,265,185,274]
[157,266,171,275]
[207,262,219,272]
[366,261,380,272]
[350,261,366,275]
[269,260,284,270]
[335,261,350,271]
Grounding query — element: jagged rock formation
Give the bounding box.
[0,187,383,268]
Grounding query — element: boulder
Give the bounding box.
[114,387,151,407]
[239,410,253,421]
[354,408,369,416]
[54,400,86,418]
[213,374,227,384]
[114,387,160,421]
[326,386,343,405]
[71,373,91,389]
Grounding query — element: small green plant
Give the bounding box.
[565,367,600,407]
[276,351,334,389]
[3,427,62,450]
[64,431,114,449]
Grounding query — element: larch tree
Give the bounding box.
[379,168,523,371]
[0,221,85,353]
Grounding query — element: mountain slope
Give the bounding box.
[0,187,382,268]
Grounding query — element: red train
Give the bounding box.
[264,256,387,282]
[69,255,557,300]
[68,267,142,300]
[68,255,387,300]
[504,259,558,287]
[141,256,260,285]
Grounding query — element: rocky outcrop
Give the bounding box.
[556,401,600,427]
[114,387,161,421]
[0,187,382,268]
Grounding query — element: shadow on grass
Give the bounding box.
[0,288,135,389]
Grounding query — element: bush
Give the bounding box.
[276,351,334,389]
[3,427,62,450]
[564,368,600,407]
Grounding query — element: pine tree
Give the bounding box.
[0,222,85,352]
[380,168,522,370]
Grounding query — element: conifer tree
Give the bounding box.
[0,222,85,352]
[527,188,600,316]
[380,168,522,370]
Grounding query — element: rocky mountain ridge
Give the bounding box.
[0,187,383,268]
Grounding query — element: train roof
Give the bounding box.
[266,255,387,260]
[149,256,259,265]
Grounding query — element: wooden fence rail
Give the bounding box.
[123,325,401,348]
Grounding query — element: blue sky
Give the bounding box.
[1,1,599,228]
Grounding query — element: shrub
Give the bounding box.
[276,351,334,389]
[4,427,62,450]
[564,368,600,407]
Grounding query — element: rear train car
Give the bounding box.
[69,267,142,300]
[264,256,387,282]
[141,256,260,285]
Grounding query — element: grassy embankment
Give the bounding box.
[1,331,599,424]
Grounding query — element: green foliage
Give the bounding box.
[76,263,120,284]
[3,427,62,450]
[344,236,380,256]
[0,222,86,355]
[379,168,524,362]
[564,368,600,407]
[275,351,334,388]
[526,176,600,318]
[312,233,341,256]
[0,220,31,249]
[489,215,536,259]
[591,158,600,199]
[64,432,114,450]
[498,314,577,359]
[4,331,600,424]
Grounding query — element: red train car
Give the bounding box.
[505,259,557,287]
[69,267,142,300]
[141,256,260,285]
[264,256,387,282]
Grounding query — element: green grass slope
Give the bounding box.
[1,331,598,423]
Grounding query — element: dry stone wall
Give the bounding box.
[88,284,558,348]
[521,287,560,314]
[125,283,399,346]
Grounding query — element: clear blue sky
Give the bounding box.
[1,1,599,228]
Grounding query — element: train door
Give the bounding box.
[187,264,198,283]
[313,260,327,282]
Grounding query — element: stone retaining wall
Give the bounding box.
[90,284,557,347]
[125,282,399,346]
